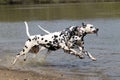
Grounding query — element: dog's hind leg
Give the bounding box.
[44,50,51,59]
[41,50,51,62]
[12,41,34,65]
[12,48,31,65]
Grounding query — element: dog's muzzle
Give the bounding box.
[93,28,99,35]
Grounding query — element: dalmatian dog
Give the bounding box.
[66,23,99,61]
[12,22,99,65]
[38,23,99,61]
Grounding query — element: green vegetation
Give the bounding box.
[0,2,120,21]
[0,0,120,5]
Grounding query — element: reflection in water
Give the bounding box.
[0,2,120,21]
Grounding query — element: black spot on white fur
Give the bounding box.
[41,38,44,40]
[25,45,28,48]
[54,35,58,38]
[49,41,52,43]
[28,39,31,41]
[45,40,47,42]
[23,49,25,52]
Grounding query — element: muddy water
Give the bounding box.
[0,2,120,80]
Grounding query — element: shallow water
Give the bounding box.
[0,2,120,80]
[0,19,120,80]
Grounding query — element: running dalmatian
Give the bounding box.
[12,22,99,65]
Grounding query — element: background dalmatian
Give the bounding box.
[12,22,99,65]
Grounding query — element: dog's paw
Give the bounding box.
[92,58,96,61]
[78,55,85,59]
[75,54,85,59]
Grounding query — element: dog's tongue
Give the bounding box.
[96,32,98,36]
[95,29,99,36]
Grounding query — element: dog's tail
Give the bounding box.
[37,25,50,34]
[24,21,31,38]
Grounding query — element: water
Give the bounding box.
[0,2,120,80]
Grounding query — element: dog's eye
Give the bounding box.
[90,27,93,28]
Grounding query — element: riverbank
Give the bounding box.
[0,0,120,5]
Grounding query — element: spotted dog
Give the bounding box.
[38,23,99,61]
[67,23,99,61]
[12,22,99,65]
[12,22,83,64]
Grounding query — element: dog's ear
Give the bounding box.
[82,22,86,27]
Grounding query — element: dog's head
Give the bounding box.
[77,23,99,35]
[68,23,99,36]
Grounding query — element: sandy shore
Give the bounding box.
[0,67,65,80]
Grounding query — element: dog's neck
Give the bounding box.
[60,26,88,42]
[65,26,79,40]
[81,32,87,41]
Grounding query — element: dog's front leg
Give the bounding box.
[60,43,84,59]
[78,46,96,61]
[69,48,84,59]
[85,51,96,61]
